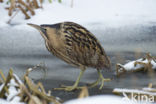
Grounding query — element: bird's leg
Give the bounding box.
[88,69,111,90]
[54,67,86,91]
[98,70,111,89]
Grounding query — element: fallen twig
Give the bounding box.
[78,86,89,98]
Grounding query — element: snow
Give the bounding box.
[0,84,4,92]
[113,88,156,104]
[7,79,19,101]
[0,0,156,28]
[118,58,156,71]
[113,88,156,96]
[0,98,25,104]
[63,95,154,104]
[143,87,156,92]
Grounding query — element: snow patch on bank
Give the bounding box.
[0,0,156,29]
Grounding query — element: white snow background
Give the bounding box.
[1,0,156,27]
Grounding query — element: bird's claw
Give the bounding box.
[87,78,111,90]
[99,78,111,90]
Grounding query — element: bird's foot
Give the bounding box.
[87,79,100,88]
[99,77,111,90]
[54,85,84,91]
[87,77,111,90]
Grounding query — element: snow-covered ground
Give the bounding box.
[117,57,156,72]
[1,0,156,27]
[64,95,156,104]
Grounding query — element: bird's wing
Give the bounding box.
[62,22,105,65]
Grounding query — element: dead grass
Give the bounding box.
[5,0,42,24]
[0,63,89,104]
[0,68,62,104]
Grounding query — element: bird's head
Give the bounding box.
[27,23,61,41]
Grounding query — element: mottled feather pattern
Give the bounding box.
[29,22,110,69]
[58,22,108,68]
[62,22,104,54]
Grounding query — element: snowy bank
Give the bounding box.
[116,53,156,76]
[64,95,154,104]
[0,0,156,28]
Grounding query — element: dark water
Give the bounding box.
[0,24,156,101]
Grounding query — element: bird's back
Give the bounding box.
[42,22,110,69]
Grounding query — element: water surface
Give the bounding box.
[0,24,156,101]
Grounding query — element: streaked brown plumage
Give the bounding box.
[28,22,111,91]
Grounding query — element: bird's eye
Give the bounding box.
[41,28,46,34]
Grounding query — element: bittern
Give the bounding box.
[27,22,111,91]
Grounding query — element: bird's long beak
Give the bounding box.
[27,23,48,40]
[27,23,41,30]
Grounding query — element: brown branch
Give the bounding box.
[0,0,3,2]
[19,84,32,102]
[33,0,39,8]
[0,69,13,98]
[8,0,16,16]
[39,0,43,8]
[18,0,35,15]
[17,5,30,19]
[0,70,6,82]
[26,0,30,3]
[78,86,89,98]
[37,82,46,94]
[28,1,34,9]
[24,76,60,104]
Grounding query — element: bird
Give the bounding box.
[27,22,111,91]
